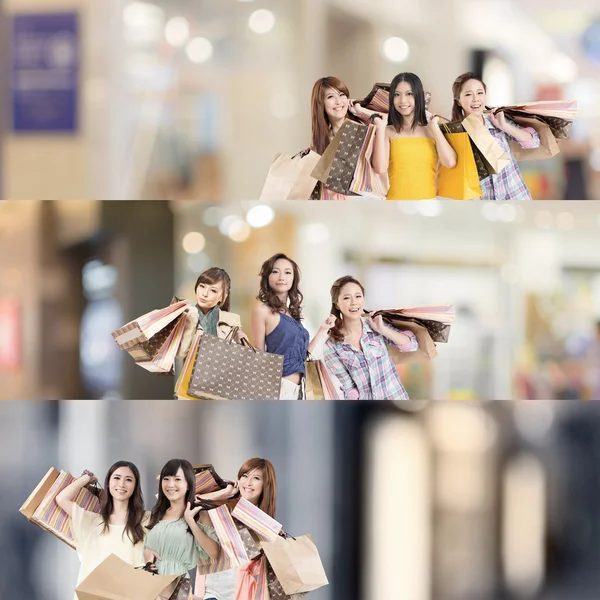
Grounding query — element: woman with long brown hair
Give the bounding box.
[144,458,220,580]
[250,253,335,399]
[309,76,365,200]
[323,275,418,399]
[451,72,539,200]
[197,458,277,600]
[56,461,147,600]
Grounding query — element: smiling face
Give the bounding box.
[109,466,136,501]
[393,81,415,119]
[238,468,264,506]
[458,78,487,117]
[268,258,294,295]
[196,279,225,312]
[336,282,364,320]
[161,467,188,504]
[323,86,349,122]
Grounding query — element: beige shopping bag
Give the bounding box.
[462,113,511,175]
[259,149,320,200]
[508,114,560,161]
[75,554,179,600]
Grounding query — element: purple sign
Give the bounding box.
[11,12,79,132]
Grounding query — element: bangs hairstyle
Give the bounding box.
[451,72,487,122]
[388,72,428,133]
[100,461,145,545]
[147,458,197,531]
[328,275,365,343]
[238,458,277,518]
[257,253,303,321]
[195,267,232,312]
[310,76,358,155]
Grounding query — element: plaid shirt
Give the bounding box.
[323,318,418,400]
[480,114,540,200]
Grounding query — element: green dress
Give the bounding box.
[144,518,218,575]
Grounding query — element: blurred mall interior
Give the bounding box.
[1,0,600,200]
[2,400,600,600]
[1,199,600,400]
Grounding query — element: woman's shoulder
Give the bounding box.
[251,301,271,317]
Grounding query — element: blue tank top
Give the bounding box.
[265,313,310,377]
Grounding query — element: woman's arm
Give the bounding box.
[56,472,95,517]
[427,116,457,168]
[490,111,539,147]
[185,505,220,559]
[369,316,418,351]
[250,304,268,352]
[371,118,391,174]
[307,315,336,358]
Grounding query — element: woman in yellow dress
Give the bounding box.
[370,72,457,200]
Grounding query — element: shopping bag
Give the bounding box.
[348,123,389,198]
[462,113,511,175]
[231,497,283,542]
[112,301,189,350]
[438,121,491,180]
[359,84,390,112]
[324,121,370,194]
[492,100,577,139]
[235,555,270,600]
[438,128,482,200]
[75,553,179,600]
[311,122,346,183]
[174,330,202,400]
[193,464,228,495]
[305,359,343,400]
[207,505,249,567]
[261,534,328,595]
[506,114,560,160]
[133,314,187,374]
[265,560,308,600]
[187,330,283,400]
[20,468,101,549]
[259,149,320,200]
[370,305,455,343]
[379,317,438,364]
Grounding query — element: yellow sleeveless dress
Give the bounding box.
[387,137,437,200]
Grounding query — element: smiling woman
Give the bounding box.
[55,461,147,600]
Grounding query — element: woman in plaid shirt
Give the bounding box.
[452,72,540,200]
[323,276,418,400]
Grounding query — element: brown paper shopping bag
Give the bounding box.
[311,121,347,183]
[462,113,511,175]
[261,534,328,595]
[507,114,560,161]
[75,554,179,600]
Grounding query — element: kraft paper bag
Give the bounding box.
[508,115,560,161]
[462,113,511,175]
[75,554,179,600]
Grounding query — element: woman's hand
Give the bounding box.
[319,315,337,333]
[184,502,202,525]
[427,114,442,132]
[234,329,249,344]
[144,549,161,564]
[348,101,371,120]
[489,110,507,130]
[80,470,98,485]
[368,315,386,335]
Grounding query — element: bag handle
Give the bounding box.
[292,148,311,160]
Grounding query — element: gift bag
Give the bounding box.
[261,534,329,595]
[207,504,249,567]
[376,316,438,364]
[193,464,228,495]
[359,83,390,112]
[348,123,389,198]
[188,330,283,400]
[265,561,308,600]
[112,301,189,350]
[305,359,343,400]
[75,554,179,600]
[20,467,101,549]
[506,114,560,161]
[259,149,321,200]
[235,555,270,600]
[370,305,455,343]
[324,121,370,194]
[438,127,482,200]
[462,113,511,175]
[492,100,577,139]
[134,314,187,374]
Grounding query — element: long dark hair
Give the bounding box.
[388,72,427,133]
[257,253,303,321]
[328,275,365,343]
[310,76,360,155]
[238,458,277,519]
[195,267,232,312]
[451,72,487,122]
[100,461,145,545]
[147,459,198,531]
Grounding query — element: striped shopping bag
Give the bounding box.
[207,504,249,567]
[20,468,101,548]
[133,313,187,374]
[231,497,282,542]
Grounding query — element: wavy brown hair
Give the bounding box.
[147,459,198,532]
[328,275,365,343]
[310,76,360,155]
[195,267,232,312]
[389,72,428,133]
[238,458,277,519]
[100,461,145,545]
[257,253,303,321]
[451,72,487,122]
